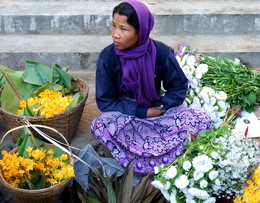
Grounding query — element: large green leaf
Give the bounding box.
[23,60,72,89]
[53,64,72,88]
[23,60,55,86]
[0,64,38,113]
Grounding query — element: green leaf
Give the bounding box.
[67,93,84,110]
[16,128,45,158]
[33,83,63,96]
[23,60,55,86]
[0,65,38,113]
[53,64,72,88]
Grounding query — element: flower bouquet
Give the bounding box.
[176,45,260,128]
[234,163,260,203]
[0,125,74,203]
[152,107,260,202]
[0,60,88,142]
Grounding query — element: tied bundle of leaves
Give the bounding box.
[0,60,84,116]
[199,56,260,112]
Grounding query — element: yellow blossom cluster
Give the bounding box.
[235,164,260,203]
[17,89,74,118]
[0,147,74,188]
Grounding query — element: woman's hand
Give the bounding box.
[146,105,165,118]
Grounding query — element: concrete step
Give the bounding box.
[0,1,259,35]
[0,34,259,70]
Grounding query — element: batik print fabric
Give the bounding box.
[91,107,212,174]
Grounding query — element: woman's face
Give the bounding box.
[110,13,138,50]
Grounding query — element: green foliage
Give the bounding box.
[0,60,83,115]
[200,56,260,112]
[75,164,166,203]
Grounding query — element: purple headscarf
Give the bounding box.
[114,0,159,108]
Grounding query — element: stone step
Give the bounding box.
[0,34,259,70]
[0,1,259,35]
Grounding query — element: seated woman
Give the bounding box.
[91,0,212,174]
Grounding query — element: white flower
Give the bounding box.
[183,161,192,171]
[170,189,177,203]
[196,64,208,74]
[187,55,197,67]
[176,56,181,65]
[203,197,216,203]
[193,170,204,181]
[192,155,213,173]
[199,146,204,150]
[209,171,219,180]
[161,189,171,201]
[154,166,159,174]
[195,72,203,80]
[211,152,219,159]
[215,91,227,101]
[151,180,164,190]
[214,178,220,185]
[164,166,177,179]
[174,175,189,189]
[188,188,210,200]
[200,179,208,188]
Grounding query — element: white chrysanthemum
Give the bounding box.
[215,91,227,101]
[200,179,208,188]
[180,55,188,67]
[201,86,215,97]
[209,171,219,180]
[217,100,227,109]
[161,189,171,201]
[195,72,202,80]
[210,96,216,105]
[151,180,164,190]
[196,63,208,74]
[170,189,177,203]
[193,170,204,181]
[190,78,199,89]
[174,175,189,189]
[211,152,219,159]
[214,178,221,185]
[164,165,177,179]
[154,166,159,174]
[192,155,213,173]
[203,197,216,203]
[186,55,197,67]
[183,161,192,171]
[188,188,210,200]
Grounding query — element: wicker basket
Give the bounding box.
[0,125,74,203]
[0,78,88,143]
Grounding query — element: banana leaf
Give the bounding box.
[0,64,39,113]
[67,93,84,110]
[23,60,72,88]
[16,128,45,158]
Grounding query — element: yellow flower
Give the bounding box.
[235,164,260,203]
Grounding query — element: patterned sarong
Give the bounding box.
[91,107,212,174]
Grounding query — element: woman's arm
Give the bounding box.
[155,50,188,110]
[96,57,148,118]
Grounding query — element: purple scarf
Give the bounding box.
[114,0,159,108]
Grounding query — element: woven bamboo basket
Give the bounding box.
[0,78,88,143]
[0,125,74,203]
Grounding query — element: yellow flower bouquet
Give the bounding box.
[0,127,74,190]
[0,60,88,142]
[0,126,74,203]
[235,164,260,203]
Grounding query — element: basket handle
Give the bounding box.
[0,124,73,158]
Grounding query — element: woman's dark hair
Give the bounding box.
[112,3,139,31]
